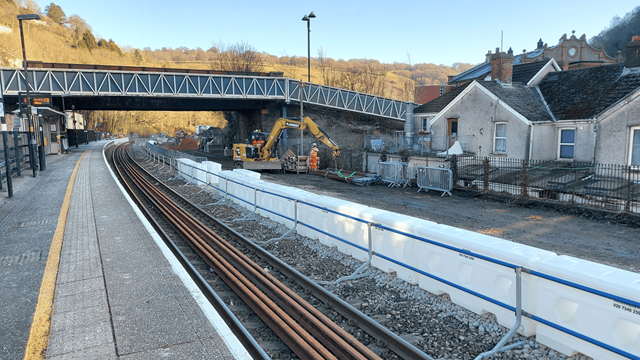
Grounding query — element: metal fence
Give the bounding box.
[378,161,412,188]
[1,131,31,190]
[145,141,207,163]
[451,155,640,213]
[417,166,453,196]
[364,133,474,155]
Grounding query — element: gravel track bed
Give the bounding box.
[136,151,592,360]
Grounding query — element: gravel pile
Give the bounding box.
[139,155,592,360]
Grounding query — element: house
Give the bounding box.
[448,31,622,87]
[413,36,640,166]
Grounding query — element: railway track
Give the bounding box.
[108,142,432,360]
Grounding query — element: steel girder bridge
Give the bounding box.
[0,67,415,121]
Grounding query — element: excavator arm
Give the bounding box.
[258,117,340,160]
[301,117,341,158]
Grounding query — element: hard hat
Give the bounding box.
[312,143,317,147]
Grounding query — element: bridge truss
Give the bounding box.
[0,67,414,121]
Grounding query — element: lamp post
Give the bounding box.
[72,105,78,148]
[17,13,41,177]
[301,11,316,83]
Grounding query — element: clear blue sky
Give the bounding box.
[37,0,639,66]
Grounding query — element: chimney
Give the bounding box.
[626,35,640,68]
[490,48,515,84]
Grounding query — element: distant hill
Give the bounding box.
[589,5,640,58]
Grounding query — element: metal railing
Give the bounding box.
[365,133,474,155]
[451,155,640,213]
[417,166,453,196]
[1,131,32,190]
[378,161,412,187]
[145,142,207,163]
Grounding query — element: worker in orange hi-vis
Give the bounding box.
[256,138,264,148]
[309,143,319,171]
[252,135,257,146]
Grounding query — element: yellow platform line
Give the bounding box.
[23,151,87,360]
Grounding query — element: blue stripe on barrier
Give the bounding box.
[298,200,370,224]
[374,252,516,312]
[228,193,253,206]
[298,221,369,253]
[374,224,518,269]
[530,314,640,360]
[257,207,295,223]
[530,270,640,310]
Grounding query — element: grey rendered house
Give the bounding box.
[414,37,640,166]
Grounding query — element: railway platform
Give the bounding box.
[0,141,249,359]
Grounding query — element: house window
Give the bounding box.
[631,127,640,166]
[559,128,575,159]
[422,117,430,131]
[494,123,507,153]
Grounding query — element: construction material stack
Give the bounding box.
[312,169,380,186]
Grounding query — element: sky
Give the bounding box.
[36,0,639,66]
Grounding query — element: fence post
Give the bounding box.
[520,159,529,197]
[625,165,631,213]
[450,154,459,186]
[13,131,21,177]
[482,157,490,192]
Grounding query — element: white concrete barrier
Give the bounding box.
[369,214,437,285]
[415,224,555,335]
[168,159,640,360]
[534,256,640,360]
[297,197,376,262]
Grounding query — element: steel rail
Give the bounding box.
[128,143,435,360]
[112,144,382,360]
[113,145,330,360]
[108,144,273,360]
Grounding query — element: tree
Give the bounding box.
[44,3,66,25]
[590,6,640,58]
[108,39,123,56]
[82,30,98,51]
[209,41,264,72]
[133,49,143,65]
[68,15,91,40]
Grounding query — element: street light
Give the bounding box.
[17,13,41,177]
[301,11,316,83]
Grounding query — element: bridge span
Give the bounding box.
[0,63,416,121]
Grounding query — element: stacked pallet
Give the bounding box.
[282,150,308,173]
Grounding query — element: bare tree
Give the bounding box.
[209,41,264,72]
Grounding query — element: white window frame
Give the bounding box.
[421,117,430,131]
[629,126,640,167]
[493,122,507,153]
[558,127,576,160]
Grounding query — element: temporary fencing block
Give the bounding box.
[176,158,197,182]
[193,163,208,186]
[233,168,261,180]
[415,224,555,335]
[369,213,437,285]
[203,161,222,187]
[534,255,640,360]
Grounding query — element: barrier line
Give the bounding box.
[298,221,369,253]
[177,159,640,360]
[530,314,640,360]
[23,151,87,360]
[374,252,516,312]
[298,200,370,224]
[530,270,640,309]
[374,224,518,269]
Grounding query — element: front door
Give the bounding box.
[447,118,458,148]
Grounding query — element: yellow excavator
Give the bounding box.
[233,117,340,170]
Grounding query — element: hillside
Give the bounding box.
[0,1,472,135]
